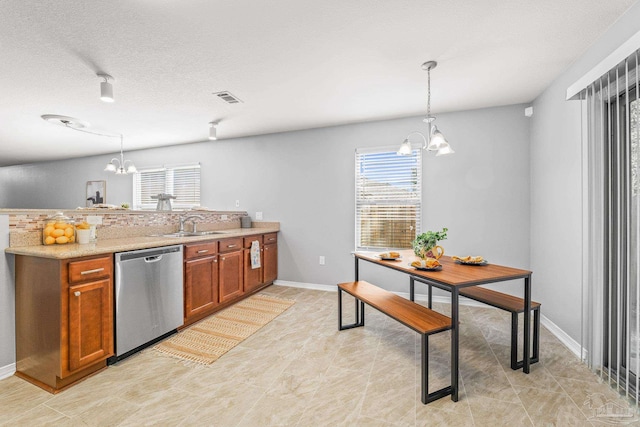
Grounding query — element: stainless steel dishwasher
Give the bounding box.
[113,245,183,360]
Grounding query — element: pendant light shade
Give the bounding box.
[98,73,114,103]
[397,139,412,156]
[104,135,136,175]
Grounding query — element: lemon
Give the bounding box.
[52,229,65,238]
[54,222,68,229]
[68,235,75,243]
[64,227,74,238]
[44,226,55,236]
[55,236,69,244]
[44,236,56,245]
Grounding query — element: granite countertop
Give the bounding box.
[5,226,279,259]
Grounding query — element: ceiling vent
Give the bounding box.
[213,91,242,104]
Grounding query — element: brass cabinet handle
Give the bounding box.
[81,268,104,275]
[74,291,81,297]
[227,244,237,248]
[268,238,276,241]
[197,249,209,254]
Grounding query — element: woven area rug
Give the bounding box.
[153,294,295,365]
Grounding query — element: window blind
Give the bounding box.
[133,163,201,210]
[582,48,640,405]
[355,146,421,250]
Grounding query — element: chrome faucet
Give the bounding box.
[179,214,205,232]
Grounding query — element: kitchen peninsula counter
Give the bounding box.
[5,225,279,259]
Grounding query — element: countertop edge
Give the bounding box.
[5,227,280,259]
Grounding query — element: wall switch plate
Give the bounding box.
[235,200,240,208]
[319,256,325,265]
[86,215,102,225]
[221,214,228,220]
[255,212,263,220]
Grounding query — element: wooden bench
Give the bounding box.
[459,286,540,370]
[337,280,453,404]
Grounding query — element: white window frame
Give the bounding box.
[355,145,422,251]
[133,162,201,210]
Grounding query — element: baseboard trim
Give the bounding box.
[0,363,16,380]
[275,280,583,357]
[540,314,583,358]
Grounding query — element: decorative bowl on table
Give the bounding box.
[410,258,442,271]
[452,255,488,266]
[378,251,401,261]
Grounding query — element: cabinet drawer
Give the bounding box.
[263,233,278,244]
[243,235,263,249]
[219,238,243,252]
[68,256,111,284]
[184,241,218,259]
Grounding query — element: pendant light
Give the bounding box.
[104,135,137,174]
[397,61,454,157]
[97,73,114,103]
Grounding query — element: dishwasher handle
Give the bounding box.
[144,255,163,263]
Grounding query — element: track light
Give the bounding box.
[209,121,218,140]
[97,73,114,103]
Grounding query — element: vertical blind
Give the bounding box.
[355,146,422,250]
[583,48,640,405]
[133,163,201,210]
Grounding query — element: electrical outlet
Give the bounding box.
[235,200,240,208]
[319,256,325,265]
[86,215,102,225]
[221,214,228,220]
[256,212,263,220]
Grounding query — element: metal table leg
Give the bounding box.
[451,288,459,401]
[410,276,415,301]
[523,275,531,373]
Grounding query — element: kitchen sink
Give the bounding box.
[150,231,227,238]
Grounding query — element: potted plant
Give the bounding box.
[413,227,448,259]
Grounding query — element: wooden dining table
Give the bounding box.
[353,250,532,402]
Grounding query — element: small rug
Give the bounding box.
[153,294,295,365]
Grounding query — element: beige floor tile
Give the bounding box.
[467,394,533,426]
[1,404,80,427]
[2,285,636,427]
[516,386,593,426]
[0,376,53,423]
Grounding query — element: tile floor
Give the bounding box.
[1,284,639,426]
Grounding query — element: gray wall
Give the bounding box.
[0,216,15,371]
[0,105,531,370]
[530,2,640,340]
[0,105,531,288]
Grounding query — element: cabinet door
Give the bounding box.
[263,243,278,285]
[68,278,113,372]
[219,250,243,303]
[243,249,263,293]
[184,255,219,321]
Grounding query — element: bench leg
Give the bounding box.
[338,287,365,331]
[511,307,541,370]
[421,332,454,404]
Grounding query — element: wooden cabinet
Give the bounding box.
[15,254,114,393]
[243,233,278,293]
[243,236,263,293]
[263,233,278,285]
[183,241,219,326]
[219,238,244,303]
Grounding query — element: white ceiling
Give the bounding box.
[0,0,636,167]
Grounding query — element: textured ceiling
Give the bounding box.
[0,0,636,167]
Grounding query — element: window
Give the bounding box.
[355,146,422,250]
[133,163,201,210]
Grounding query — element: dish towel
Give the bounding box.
[251,240,261,269]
